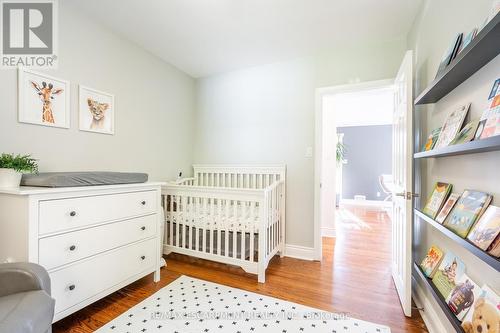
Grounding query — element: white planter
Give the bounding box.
[0,169,23,188]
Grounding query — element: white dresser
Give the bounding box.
[0,182,164,322]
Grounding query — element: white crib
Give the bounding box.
[162,165,286,283]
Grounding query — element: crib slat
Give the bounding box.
[241,201,247,260]
[250,201,255,262]
[176,195,181,247]
[233,200,237,258]
[225,199,230,257]
[169,195,173,247]
[209,198,214,254]
[217,198,222,255]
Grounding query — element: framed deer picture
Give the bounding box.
[18,68,70,128]
[79,85,115,135]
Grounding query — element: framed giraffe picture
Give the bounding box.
[18,68,71,128]
[79,85,115,135]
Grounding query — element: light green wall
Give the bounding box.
[194,39,406,247]
[0,2,196,181]
[408,1,500,331]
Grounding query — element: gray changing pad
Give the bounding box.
[21,172,148,188]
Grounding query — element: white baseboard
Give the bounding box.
[412,275,448,333]
[284,244,316,261]
[321,227,336,238]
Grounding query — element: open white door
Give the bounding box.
[392,50,414,317]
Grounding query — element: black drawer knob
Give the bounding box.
[69,211,77,217]
[141,226,146,231]
[68,284,75,291]
[69,245,76,251]
[141,201,146,205]
[140,255,146,260]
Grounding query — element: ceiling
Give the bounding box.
[68,0,422,78]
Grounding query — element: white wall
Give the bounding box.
[0,2,196,181]
[194,40,406,248]
[408,0,500,331]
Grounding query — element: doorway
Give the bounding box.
[316,79,395,245]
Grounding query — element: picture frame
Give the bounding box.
[18,68,70,128]
[79,85,115,135]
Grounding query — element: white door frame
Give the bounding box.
[313,78,395,260]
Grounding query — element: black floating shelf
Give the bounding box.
[414,135,500,158]
[414,209,500,272]
[415,12,500,105]
[413,263,463,333]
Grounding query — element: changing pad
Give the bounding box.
[21,172,148,188]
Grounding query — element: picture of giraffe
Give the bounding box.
[30,81,64,124]
[79,85,115,135]
[18,69,70,128]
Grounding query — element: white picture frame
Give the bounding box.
[18,68,70,129]
[79,85,115,135]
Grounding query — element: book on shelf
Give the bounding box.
[443,190,492,238]
[487,234,500,258]
[436,192,461,224]
[446,273,481,321]
[461,285,500,332]
[422,127,442,151]
[435,103,470,149]
[420,245,444,278]
[476,78,500,140]
[432,252,466,299]
[423,182,452,219]
[457,28,478,54]
[467,205,500,251]
[450,120,479,145]
[435,33,463,79]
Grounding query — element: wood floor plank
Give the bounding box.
[53,206,427,333]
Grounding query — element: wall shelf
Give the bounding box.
[414,135,500,158]
[414,209,500,272]
[414,12,500,105]
[413,263,463,333]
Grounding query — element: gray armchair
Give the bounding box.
[0,263,55,333]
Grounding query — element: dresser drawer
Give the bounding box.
[50,238,156,314]
[39,190,157,235]
[39,214,157,270]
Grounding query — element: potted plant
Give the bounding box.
[0,154,38,188]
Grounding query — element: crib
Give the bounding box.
[162,165,286,283]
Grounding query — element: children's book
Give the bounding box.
[487,234,500,258]
[467,205,500,250]
[461,285,500,332]
[422,127,442,151]
[435,33,463,79]
[450,120,479,145]
[446,274,481,321]
[420,246,444,278]
[457,28,478,54]
[432,252,466,299]
[435,104,470,149]
[436,192,461,224]
[423,182,452,219]
[443,190,492,238]
[480,94,500,139]
[477,79,500,140]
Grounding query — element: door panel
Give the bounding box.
[392,50,413,317]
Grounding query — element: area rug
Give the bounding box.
[96,275,391,333]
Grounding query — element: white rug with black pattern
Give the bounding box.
[97,275,390,333]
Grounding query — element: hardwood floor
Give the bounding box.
[53,205,427,333]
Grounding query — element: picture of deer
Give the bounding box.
[30,81,64,124]
[87,98,110,130]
